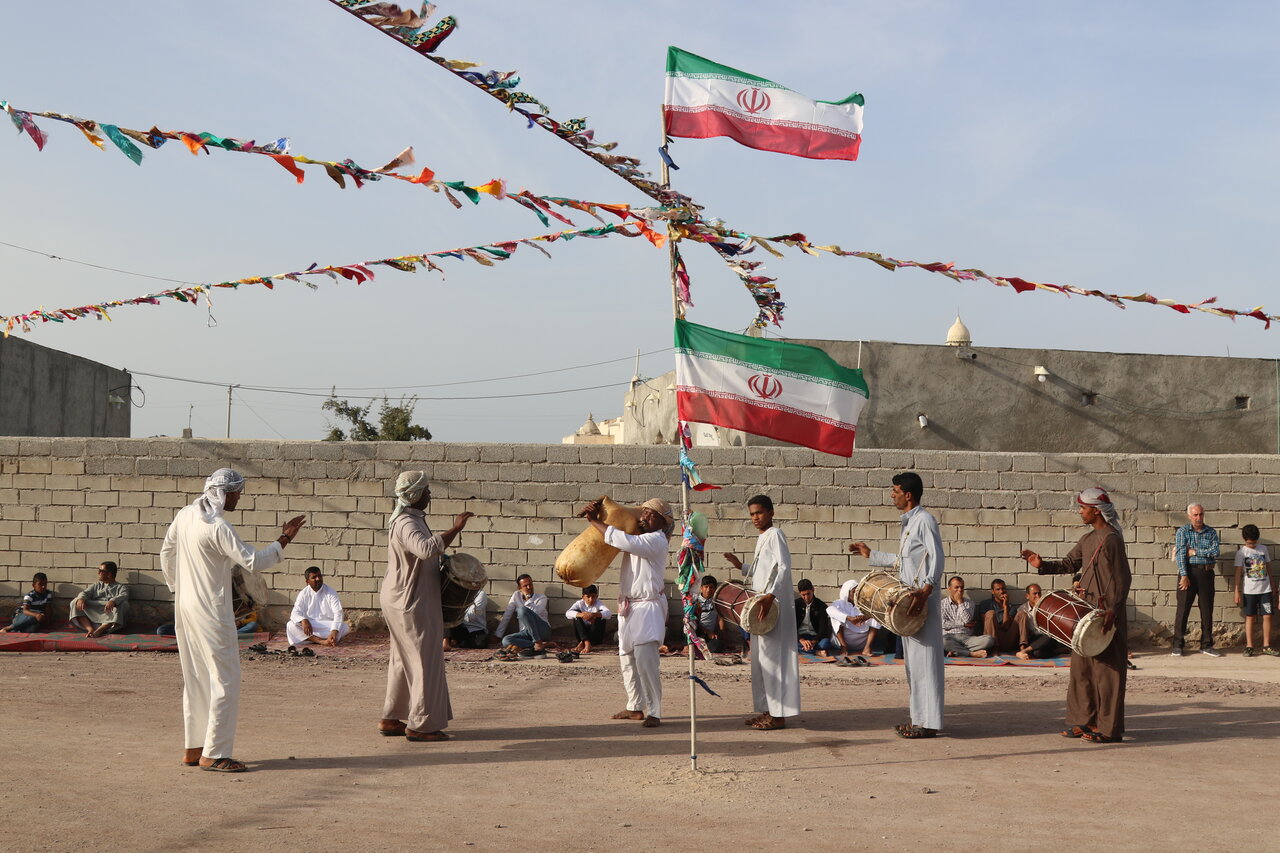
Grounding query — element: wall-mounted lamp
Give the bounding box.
[1033,366,1050,383]
[917,413,929,429]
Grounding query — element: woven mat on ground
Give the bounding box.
[998,653,1072,667]
[0,630,270,653]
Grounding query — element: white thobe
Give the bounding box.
[285,583,349,646]
[827,599,882,651]
[605,526,670,719]
[868,505,945,731]
[744,526,801,718]
[160,504,283,759]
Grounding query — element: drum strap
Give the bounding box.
[1082,535,1116,611]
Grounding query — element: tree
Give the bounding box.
[322,395,432,441]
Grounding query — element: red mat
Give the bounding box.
[0,630,270,653]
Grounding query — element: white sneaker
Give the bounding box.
[1200,648,1224,657]
[1169,648,1184,656]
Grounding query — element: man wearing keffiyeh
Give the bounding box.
[1021,487,1132,743]
[160,467,306,772]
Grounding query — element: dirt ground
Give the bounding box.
[3,646,1277,853]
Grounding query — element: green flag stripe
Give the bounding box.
[666,46,776,87]
[675,319,868,395]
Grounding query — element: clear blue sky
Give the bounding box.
[2,1,1277,441]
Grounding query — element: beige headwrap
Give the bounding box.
[390,470,430,527]
[195,467,245,524]
[642,498,675,535]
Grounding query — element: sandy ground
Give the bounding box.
[2,646,1277,853]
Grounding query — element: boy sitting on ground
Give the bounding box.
[566,584,614,654]
[1,572,52,633]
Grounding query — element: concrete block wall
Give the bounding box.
[0,438,1270,645]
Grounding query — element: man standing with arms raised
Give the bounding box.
[161,468,306,772]
[580,496,675,729]
[850,472,944,739]
[725,494,800,731]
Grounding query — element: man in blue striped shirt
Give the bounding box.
[1171,503,1222,657]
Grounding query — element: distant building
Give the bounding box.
[0,335,131,436]
[581,317,1279,455]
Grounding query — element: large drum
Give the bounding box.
[853,571,926,637]
[1032,590,1115,657]
[712,580,779,636]
[555,496,642,588]
[440,552,487,628]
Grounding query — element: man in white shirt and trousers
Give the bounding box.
[579,496,675,729]
[850,471,945,739]
[160,467,306,772]
[725,494,800,731]
[286,566,348,647]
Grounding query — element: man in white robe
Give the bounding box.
[828,578,882,659]
[285,566,349,647]
[851,471,945,739]
[580,496,674,729]
[160,468,306,772]
[725,494,800,730]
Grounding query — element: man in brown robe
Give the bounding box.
[378,471,474,742]
[1020,487,1130,744]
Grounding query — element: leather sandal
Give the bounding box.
[1061,725,1088,738]
[896,725,937,739]
[405,729,449,742]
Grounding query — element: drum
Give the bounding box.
[853,571,926,637]
[555,496,642,588]
[711,581,779,636]
[440,552,487,628]
[1032,590,1115,657]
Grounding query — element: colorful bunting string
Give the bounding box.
[1,222,652,336]
[321,1,699,211]
[0,100,647,230]
[676,221,1278,330]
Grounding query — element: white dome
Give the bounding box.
[945,316,972,347]
[576,413,601,436]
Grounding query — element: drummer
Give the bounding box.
[1020,487,1131,744]
[724,495,800,731]
[579,497,675,729]
[849,471,945,740]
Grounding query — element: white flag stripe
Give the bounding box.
[665,76,864,136]
[675,351,867,430]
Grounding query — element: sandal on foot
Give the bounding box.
[1080,730,1119,743]
[201,757,247,772]
[378,722,407,737]
[1263,647,1280,657]
[611,710,644,720]
[896,725,937,739]
[1061,726,1088,738]
[405,729,449,742]
[1244,647,1255,657]
[642,716,661,728]
[750,715,785,730]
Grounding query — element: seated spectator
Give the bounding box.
[494,574,551,657]
[1015,583,1068,659]
[445,589,489,650]
[1,572,52,633]
[976,578,1021,653]
[692,575,729,652]
[285,566,349,647]
[941,576,995,658]
[566,584,614,654]
[795,578,835,657]
[827,579,881,659]
[69,562,129,638]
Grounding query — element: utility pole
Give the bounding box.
[226,385,238,438]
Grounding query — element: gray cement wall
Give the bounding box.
[0,438,1270,647]
[0,336,131,436]
[624,341,1280,455]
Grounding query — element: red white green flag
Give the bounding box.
[675,320,869,457]
[663,46,864,161]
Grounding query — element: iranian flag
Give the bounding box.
[675,320,869,457]
[663,46,864,161]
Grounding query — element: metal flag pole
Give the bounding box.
[658,105,698,773]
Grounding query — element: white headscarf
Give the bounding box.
[195,467,245,523]
[390,470,430,527]
[1077,487,1123,539]
[839,578,858,603]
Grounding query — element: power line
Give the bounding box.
[0,238,197,285]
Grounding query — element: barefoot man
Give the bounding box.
[849,472,945,739]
